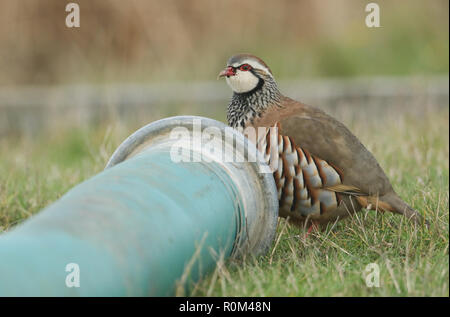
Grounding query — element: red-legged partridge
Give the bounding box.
[218,53,427,228]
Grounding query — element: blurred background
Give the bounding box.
[0,0,448,181]
[0,0,448,136]
[0,0,448,85]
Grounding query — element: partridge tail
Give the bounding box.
[358,192,428,226]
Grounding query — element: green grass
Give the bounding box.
[0,105,448,296]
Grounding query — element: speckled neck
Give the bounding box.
[227,77,282,130]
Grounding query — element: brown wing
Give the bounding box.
[251,96,393,196]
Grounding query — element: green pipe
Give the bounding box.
[0,116,278,296]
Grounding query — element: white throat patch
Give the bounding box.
[225,70,259,93]
[225,58,272,93]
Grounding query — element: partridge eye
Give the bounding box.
[239,64,252,71]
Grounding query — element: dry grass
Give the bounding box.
[0,0,447,85]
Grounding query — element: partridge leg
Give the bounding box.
[305,221,319,238]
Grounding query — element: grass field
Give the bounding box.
[0,101,448,296]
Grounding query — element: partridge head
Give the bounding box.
[219,53,427,228]
[219,54,281,130]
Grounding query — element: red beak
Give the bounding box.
[218,66,235,79]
